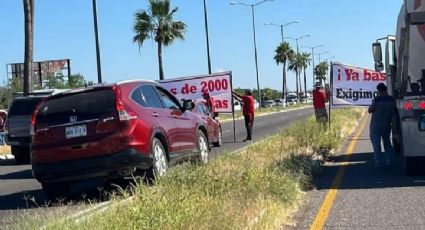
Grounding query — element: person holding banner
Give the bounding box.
[233,90,255,142]
[312,82,329,123]
[368,83,397,167]
[202,91,215,114]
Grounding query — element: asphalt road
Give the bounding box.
[289,115,425,230]
[0,106,314,224]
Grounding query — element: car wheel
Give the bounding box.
[42,182,69,202]
[12,146,30,164]
[197,130,209,164]
[213,127,222,147]
[150,138,168,178]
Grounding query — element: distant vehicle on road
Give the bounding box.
[6,96,47,163]
[286,94,298,105]
[273,99,286,107]
[193,101,222,147]
[261,100,276,108]
[31,81,210,199]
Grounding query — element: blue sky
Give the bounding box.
[0,0,401,91]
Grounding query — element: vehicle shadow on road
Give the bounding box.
[315,151,425,190]
[0,169,33,180]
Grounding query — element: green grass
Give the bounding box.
[16,108,364,230]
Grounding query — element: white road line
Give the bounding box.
[223,130,231,134]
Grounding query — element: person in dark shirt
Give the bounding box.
[368,83,397,167]
[202,92,215,114]
[233,90,255,142]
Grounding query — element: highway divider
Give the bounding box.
[16,108,364,230]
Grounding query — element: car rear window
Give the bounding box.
[9,97,44,116]
[37,89,116,123]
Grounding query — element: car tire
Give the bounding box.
[147,138,168,181]
[213,127,222,147]
[196,130,209,164]
[12,146,30,164]
[42,182,69,202]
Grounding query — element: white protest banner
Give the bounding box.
[331,63,386,106]
[159,72,233,113]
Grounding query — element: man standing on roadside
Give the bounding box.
[233,90,255,142]
[312,82,329,123]
[368,83,397,167]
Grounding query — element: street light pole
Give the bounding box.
[231,0,274,109]
[203,0,212,75]
[264,21,298,106]
[92,0,102,84]
[302,45,324,86]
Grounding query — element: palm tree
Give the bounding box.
[288,53,303,103]
[274,42,294,101]
[314,61,329,84]
[300,52,311,99]
[133,0,186,80]
[23,0,34,96]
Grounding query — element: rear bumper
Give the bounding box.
[32,148,153,183]
[6,135,31,146]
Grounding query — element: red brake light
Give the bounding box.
[114,86,138,121]
[404,101,413,111]
[30,102,44,135]
[419,101,425,110]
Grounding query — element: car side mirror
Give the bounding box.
[213,112,219,119]
[182,100,195,111]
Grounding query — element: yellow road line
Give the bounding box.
[310,116,369,230]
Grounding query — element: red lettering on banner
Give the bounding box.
[364,69,371,81]
[214,100,229,109]
[338,69,341,81]
[170,88,177,95]
[364,69,384,81]
[181,83,198,95]
[345,69,353,81]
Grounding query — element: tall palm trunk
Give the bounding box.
[282,62,286,100]
[157,42,164,80]
[23,0,34,96]
[295,69,299,103]
[303,67,307,98]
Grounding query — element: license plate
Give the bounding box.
[65,125,87,139]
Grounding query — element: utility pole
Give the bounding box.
[92,0,102,83]
[203,0,212,75]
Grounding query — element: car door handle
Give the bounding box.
[152,112,159,117]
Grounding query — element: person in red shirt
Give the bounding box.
[233,90,255,142]
[202,91,215,114]
[312,82,329,123]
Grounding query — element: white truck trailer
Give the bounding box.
[372,0,425,174]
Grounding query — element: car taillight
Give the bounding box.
[30,102,43,136]
[403,101,413,111]
[114,86,138,121]
[419,101,425,110]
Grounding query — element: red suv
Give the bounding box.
[31,80,210,198]
[193,101,222,147]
